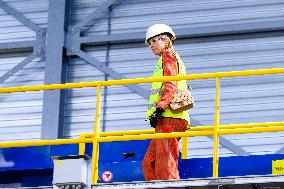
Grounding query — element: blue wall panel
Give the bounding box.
[0,146,51,171]
[1,143,284,185]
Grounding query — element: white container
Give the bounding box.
[52,155,90,185]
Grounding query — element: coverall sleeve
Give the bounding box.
[156,49,178,110]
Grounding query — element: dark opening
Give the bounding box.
[123,152,136,159]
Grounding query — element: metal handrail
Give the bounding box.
[0,68,283,93]
[0,68,283,184]
[0,122,283,148]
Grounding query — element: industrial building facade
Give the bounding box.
[0,0,284,174]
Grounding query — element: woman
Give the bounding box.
[143,24,190,181]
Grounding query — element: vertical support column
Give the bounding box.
[102,6,112,132]
[213,76,221,177]
[91,85,102,184]
[41,0,70,139]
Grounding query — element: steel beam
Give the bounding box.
[0,0,42,33]
[79,32,144,45]
[0,0,46,54]
[208,136,250,156]
[0,34,45,84]
[192,119,250,156]
[66,0,123,55]
[41,0,70,139]
[0,53,38,83]
[76,50,148,98]
[0,41,34,52]
[0,32,45,54]
[78,20,284,45]
[69,0,123,35]
[34,29,46,55]
[102,6,112,132]
[275,146,284,154]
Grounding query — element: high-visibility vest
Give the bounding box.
[145,52,190,125]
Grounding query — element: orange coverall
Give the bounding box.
[142,48,188,180]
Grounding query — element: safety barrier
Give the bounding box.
[0,68,284,184]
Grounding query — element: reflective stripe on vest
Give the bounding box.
[145,52,190,125]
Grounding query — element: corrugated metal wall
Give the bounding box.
[0,53,44,141]
[0,0,47,141]
[0,0,48,43]
[0,0,283,158]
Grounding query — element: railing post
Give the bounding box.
[79,134,86,155]
[91,85,102,184]
[213,75,221,177]
[181,132,189,159]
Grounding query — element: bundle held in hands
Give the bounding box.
[170,91,195,113]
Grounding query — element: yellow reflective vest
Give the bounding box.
[145,52,190,125]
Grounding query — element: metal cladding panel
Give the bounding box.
[93,0,284,35]
[0,52,45,141]
[65,0,284,158]
[0,0,47,141]
[0,0,48,43]
[182,34,284,158]
[64,47,108,137]
[70,0,109,36]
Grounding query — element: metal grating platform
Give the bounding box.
[0,186,53,189]
[92,174,284,189]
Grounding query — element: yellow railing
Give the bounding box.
[0,68,283,184]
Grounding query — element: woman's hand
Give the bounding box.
[150,108,164,128]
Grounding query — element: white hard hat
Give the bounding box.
[145,24,176,43]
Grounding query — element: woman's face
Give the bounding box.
[147,36,166,56]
